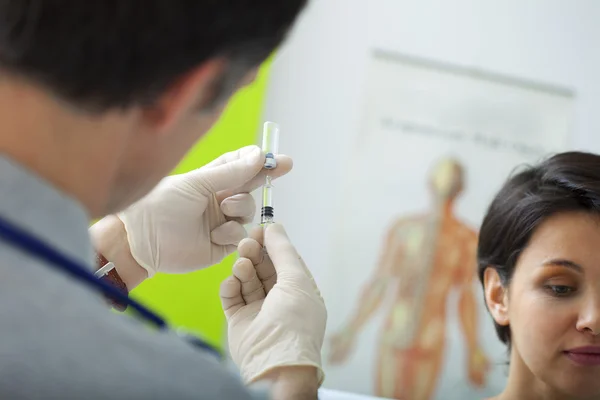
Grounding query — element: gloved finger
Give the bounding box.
[298,254,323,300]
[248,225,265,246]
[211,221,247,246]
[203,145,259,168]
[243,226,277,292]
[215,154,293,203]
[263,223,307,281]
[220,193,255,225]
[256,253,277,294]
[238,238,264,265]
[220,276,245,319]
[191,146,264,194]
[232,257,266,304]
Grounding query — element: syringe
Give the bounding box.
[260,121,280,225]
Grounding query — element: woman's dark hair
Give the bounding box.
[478,151,600,348]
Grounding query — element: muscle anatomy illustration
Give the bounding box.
[329,158,489,400]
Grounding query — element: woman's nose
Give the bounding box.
[576,296,600,337]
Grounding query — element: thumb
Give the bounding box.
[263,223,305,278]
[191,146,264,193]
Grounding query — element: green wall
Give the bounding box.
[129,59,273,349]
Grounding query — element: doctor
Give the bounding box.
[0,1,325,399]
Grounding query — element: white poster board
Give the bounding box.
[322,50,573,400]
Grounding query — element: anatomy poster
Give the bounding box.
[323,50,573,399]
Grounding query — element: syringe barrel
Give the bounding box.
[262,122,280,170]
[262,178,273,208]
[260,177,274,225]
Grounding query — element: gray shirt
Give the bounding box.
[0,155,268,400]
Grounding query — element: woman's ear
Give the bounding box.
[483,267,510,327]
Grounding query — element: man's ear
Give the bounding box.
[483,267,510,327]
[142,58,227,136]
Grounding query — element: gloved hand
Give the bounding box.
[220,224,327,384]
[117,145,292,276]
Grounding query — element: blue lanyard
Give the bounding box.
[0,215,221,359]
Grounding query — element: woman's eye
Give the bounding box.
[546,285,575,296]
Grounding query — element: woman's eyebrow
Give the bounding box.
[542,258,584,273]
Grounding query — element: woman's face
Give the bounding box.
[486,211,600,398]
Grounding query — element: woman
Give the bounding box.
[479,151,600,400]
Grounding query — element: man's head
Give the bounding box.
[427,157,465,201]
[0,0,307,215]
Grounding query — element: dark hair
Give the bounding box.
[477,151,600,348]
[0,0,307,111]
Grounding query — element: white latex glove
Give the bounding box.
[117,145,292,276]
[220,224,327,384]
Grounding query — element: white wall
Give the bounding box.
[260,0,600,396]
